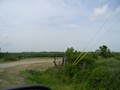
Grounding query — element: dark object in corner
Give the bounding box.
[5,85,51,90]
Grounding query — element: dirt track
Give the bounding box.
[0,58,53,69]
[0,58,57,89]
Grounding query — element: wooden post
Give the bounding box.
[53,57,58,68]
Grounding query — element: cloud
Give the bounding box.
[94,4,108,16]
[0,0,120,52]
[91,4,108,21]
[0,34,8,39]
[0,0,85,30]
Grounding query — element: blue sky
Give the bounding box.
[0,0,120,52]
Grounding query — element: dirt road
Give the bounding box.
[0,58,53,69]
[0,58,58,89]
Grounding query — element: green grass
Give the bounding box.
[21,57,120,90]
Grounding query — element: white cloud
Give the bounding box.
[94,4,108,16]
[91,4,108,21]
[0,0,84,30]
[0,0,120,52]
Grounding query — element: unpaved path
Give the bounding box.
[0,58,53,69]
[0,58,59,89]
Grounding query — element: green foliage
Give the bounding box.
[3,53,17,61]
[22,58,120,90]
[96,45,113,58]
[113,52,120,60]
[0,52,4,58]
[2,46,119,90]
[65,47,76,63]
[88,66,108,88]
[24,70,57,85]
[90,52,99,59]
[88,66,120,90]
[65,47,98,67]
[65,47,87,65]
[0,52,65,62]
[115,56,120,60]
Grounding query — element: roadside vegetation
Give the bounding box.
[0,52,65,62]
[21,45,120,90]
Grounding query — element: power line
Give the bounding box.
[74,19,120,66]
[73,13,116,65]
[72,48,86,65]
[90,19,120,51]
[84,1,120,50]
[85,7,117,49]
[73,3,120,65]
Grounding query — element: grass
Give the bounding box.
[1,50,120,90]
[0,52,65,63]
[0,52,64,59]
[21,57,120,90]
[0,57,56,89]
[21,69,87,90]
[0,59,6,63]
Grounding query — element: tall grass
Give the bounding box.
[21,58,120,90]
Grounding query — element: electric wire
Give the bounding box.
[73,8,117,65]
[74,19,120,66]
[73,3,120,65]
[90,19,120,51]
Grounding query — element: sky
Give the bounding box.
[0,0,120,52]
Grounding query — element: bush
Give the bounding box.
[65,47,82,64]
[115,56,120,60]
[22,63,120,90]
[21,47,120,90]
[91,52,98,59]
[96,45,113,58]
[0,53,4,58]
[88,67,108,88]
[3,54,17,61]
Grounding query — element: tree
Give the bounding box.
[96,45,112,58]
[66,47,74,63]
[0,48,3,58]
[65,47,81,64]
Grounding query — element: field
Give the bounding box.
[0,52,65,63]
[0,50,120,90]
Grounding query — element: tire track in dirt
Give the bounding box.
[0,58,53,69]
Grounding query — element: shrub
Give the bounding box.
[115,56,120,60]
[96,45,113,58]
[0,52,4,58]
[22,62,120,90]
[3,54,17,61]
